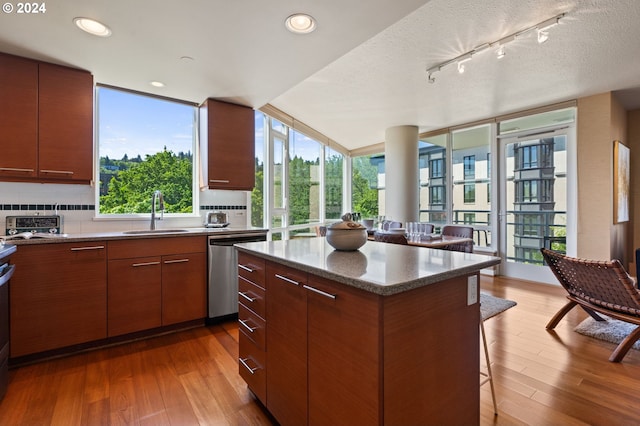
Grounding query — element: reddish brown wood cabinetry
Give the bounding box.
[9,242,107,357]
[0,53,38,179]
[107,236,207,337]
[0,52,93,184]
[266,261,308,426]
[238,250,480,426]
[237,252,267,403]
[199,99,255,190]
[38,62,94,182]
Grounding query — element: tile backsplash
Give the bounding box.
[1,182,251,234]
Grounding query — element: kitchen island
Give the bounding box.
[235,238,501,426]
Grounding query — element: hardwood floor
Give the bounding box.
[1,275,639,425]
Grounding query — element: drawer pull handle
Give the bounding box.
[239,357,258,374]
[164,258,189,264]
[303,285,337,300]
[238,264,255,273]
[239,318,257,333]
[275,273,300,286]
[238,291,256,303]
[40,169,74,175]
[0,167,34,173]
[210,179,230,184]
[71,245,105,251]
[132,261,161,267]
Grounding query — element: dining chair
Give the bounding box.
[440,225,474,252]
[373,231,408,245]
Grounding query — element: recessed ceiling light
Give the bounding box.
[285,13,316,34]
[150,81,165,88]
[73,17,112,37]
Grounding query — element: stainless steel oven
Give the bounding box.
[0,244,16,401]
[207,232,267,322]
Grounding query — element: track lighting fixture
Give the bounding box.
[425,12,565,84]
[537,29,549,44]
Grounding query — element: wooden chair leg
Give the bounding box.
[609,325,640,362]
[581,306,607,322]
[546,300,578,329]
[480,320,498,416]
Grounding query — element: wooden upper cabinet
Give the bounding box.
[0,53,93,184]
[0,53,38,179]
[200,99,255,190]
[38,62,94,182]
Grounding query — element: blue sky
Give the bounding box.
[98,87,195,159]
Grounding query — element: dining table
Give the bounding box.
[367,231,473,248]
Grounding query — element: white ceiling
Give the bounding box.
[1,0,639,152]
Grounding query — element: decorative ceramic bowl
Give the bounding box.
[325,220,367,251]
[326,227,367,251]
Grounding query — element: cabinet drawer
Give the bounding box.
[238,276,265,319]
[238,303,266,350]
[239,333,266,404]
[238,252,265,288]
[108,236,206,259]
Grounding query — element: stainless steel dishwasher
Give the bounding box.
[207,232,267,322]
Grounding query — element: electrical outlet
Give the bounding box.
[467,275,478,305]
[236,211,245,216]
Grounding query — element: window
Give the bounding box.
[352,154,381,219]
[288,130,321,227]
[429,158,443,178]
[97,86,196,215]
[252,110,346,239]
[464,184,475,203]
[463,155,475,180]
[419,134,447,224]
[325,147,343,220]
[430,186,444,205]
[522,146,538,169]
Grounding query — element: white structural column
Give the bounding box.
[384,125,419,224]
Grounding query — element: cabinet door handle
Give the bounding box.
[239,318,257,333]
[238,264,255,273]
[210,179,230,184]
[40,169,74,175]
[0,167,35,173]
[71,245,105,251]
[303,285,337,300]
[132,261,161,267]
[163,258,189,264]
[238,291,256,303]
[275,273,300,286]
[239,357,259,374]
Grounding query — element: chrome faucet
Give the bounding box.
[150,190,164,230]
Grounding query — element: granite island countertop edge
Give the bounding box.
[235,243,501,296]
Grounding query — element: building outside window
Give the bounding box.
[96,86,196,216]
[464,184,476,203]
[419,134,447,224]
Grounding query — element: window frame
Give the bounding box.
[94,85,199,219]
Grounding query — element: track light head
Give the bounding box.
[457,62,465,74]
[427,73,436,84]
[537,29,549,44]
[496,46,506,59]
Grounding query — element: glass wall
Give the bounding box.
[451,124,491,247]
[419,133,447,225]
[253,111,345,240]
[351,154,382,220]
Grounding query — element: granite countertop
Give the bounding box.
[2,227,268,245]
[235,238,501,296]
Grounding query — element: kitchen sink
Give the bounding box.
[122,229,190,235]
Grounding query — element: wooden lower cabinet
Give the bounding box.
[239,252,480,426]
[265,262,308,426]
[306,275,380,426]
[162,252,206,325]
[10,242,107,357]
[238,254,267,403]
[107,236,207,337]
[107,256,162,336]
